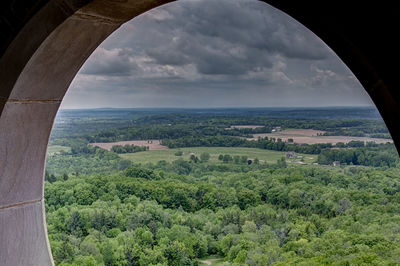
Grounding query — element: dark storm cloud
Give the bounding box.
[61,0,373,109]
[143,0,327,76]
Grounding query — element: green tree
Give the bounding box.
[164,241,190,266]
[52,236,75,264]
[240,156,248,164]
[200,152,210,162]
[190,154,199,163]
[277,157,287,168]
[223,154,233,163]
[63,173,69,181]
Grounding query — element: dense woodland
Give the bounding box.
[78,116,390,144]
[46,163,400,265]
[45,108,400,265]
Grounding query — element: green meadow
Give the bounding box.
[119,146,315,165]
[46,145,71,156]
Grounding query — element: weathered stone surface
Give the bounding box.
[9,14,118,101]
[0,201,53,266]
[0,101,59,207]
[76,0,174,24]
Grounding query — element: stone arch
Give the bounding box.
[0,1,399,265]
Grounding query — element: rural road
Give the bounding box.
[200,260,212,265]
[199,258,223,265]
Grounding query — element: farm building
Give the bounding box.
[271,126,282,132]
[333,161,341,166]
[286,151,297,158]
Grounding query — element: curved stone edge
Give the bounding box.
[0,1,173,265]
[0,0,87,104]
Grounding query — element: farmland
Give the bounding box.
[89,139,167,151]
[119,146,316,165]
[226,125,265,129]
[248,129,393,145]
[44,107,400,265]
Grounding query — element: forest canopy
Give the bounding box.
[45,108,399,265]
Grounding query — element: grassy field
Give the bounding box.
[120,147,316,165]
[249,129,392,145]
[47,145,71,156]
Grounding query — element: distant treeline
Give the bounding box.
[162,135,391,154]
[52,113,390,144]
[111,144,148,154]
[162,135,249,149]
[317,143,399,167]
[323,130,392,139]
[84,123,255,143]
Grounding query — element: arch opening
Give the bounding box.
[1,0,399,265]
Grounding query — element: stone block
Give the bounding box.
[76,0,173,24]
[0,102,59,207]
[9,15,118,101]
[0,201,53,266]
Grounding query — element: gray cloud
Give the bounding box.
[61,0,373,109]
[142,0,327,76]
[79,48,139,76]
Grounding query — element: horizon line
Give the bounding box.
[59,105,376,111]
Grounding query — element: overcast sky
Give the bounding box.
[60,0,374,109]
